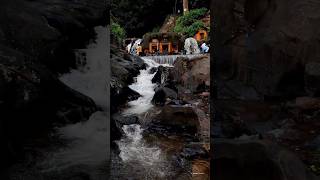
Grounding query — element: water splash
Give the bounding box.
[40,112,107,172]
[117,124,161,166]
[122,57,162,115]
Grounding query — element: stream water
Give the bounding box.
[110,57,192,180]
[9,26,109,179]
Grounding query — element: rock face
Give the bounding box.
[0,0,106,74]
[153,105,200,134]
[151,65,170,84]
[0,0,106,174]
[171,56,210,93]
[213,140,319,180]
[305,62,320,96]
[152,87,178,106]
[213,0,320,98]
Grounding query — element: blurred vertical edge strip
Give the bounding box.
[210,0,215,180]
[209,0,217,179]
[210,0,234,179]
[105,0,111,176]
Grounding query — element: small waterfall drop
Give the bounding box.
[143,54,206,65]
[122,57,162,115]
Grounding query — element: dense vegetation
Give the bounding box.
[111,19,126,45]
[111,0,177,37]
[174,8,209,37]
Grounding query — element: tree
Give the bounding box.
[183,0,189,14]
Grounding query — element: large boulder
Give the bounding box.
[0,0,106,74]
[152,87,178,106]
[213,0,320,98]
[171,56,210,93]
[151,65,170,84]
[213,139,319,180]
[0,46,98,172]
[153,105,200,134]
[305,62,320,96]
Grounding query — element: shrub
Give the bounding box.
[174,8,208,37]
[111,21,126,44]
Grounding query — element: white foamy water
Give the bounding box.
[115,58,173,178]
[117,124,161,166]
[41,112,107,172]
[122,57,163,115]
[60,26,108,110]
[40,26,108,172]
[143,54,205,65]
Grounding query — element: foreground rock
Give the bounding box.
[152,105,200,134]
[171,56,210,93]
[213,0,320,98]
[0,44,98,174]
[0,0,106,174]
[213,139,319,180]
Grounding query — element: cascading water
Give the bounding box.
[111,57,177,179]
[144,54,205,65]
[122,57,161,115]
[38,26,108,177]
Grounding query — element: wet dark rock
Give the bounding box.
[305,62,320,96]
[113,114,140,126]
[213,139,319,180]
[152,87,178,106]
[0,0,106,74]
[149,67,157,74]
[167,99,188,106]
[151,66,170,84]
[0,47,98,171]
[304,135,320,151]
[171,56,210,93]
[0,0,106,173]
[110,86,141,113]
[111,46,145,113]
[213,0,320,99]
[180,144,209,160]
[153,105,199,134]
[111,114,140,143]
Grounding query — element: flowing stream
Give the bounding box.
[110,57,191,180]
[9,26,109,179]
[40,26,109,176]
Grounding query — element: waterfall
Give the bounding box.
[40,26,108,174]
[143,54,206,65]
[122,57,159,115]
[114,57,172,178]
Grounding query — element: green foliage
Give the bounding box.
[111,21,126,44]
[174,8,208,37]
